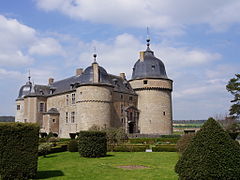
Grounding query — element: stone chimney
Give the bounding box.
[92,63,99,83]
[76,68,83,76]
[120,73,126,79]
[140,51,145,61]
[48,78,54,85]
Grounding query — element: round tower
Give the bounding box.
[129,39,173,134]
[76,54,114,131]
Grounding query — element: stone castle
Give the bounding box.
[15,39,173,138]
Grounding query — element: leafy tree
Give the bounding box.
[226,74,240,119]
[175,118,240,180]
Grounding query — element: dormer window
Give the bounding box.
[143,80,148,84]
[152,65,155,70]
[39,89,44,95]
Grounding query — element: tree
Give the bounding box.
[226,74,240,119]
[175,118,240,180]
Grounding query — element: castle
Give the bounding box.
[15,39,173,138]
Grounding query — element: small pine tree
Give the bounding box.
[175,118,240,180]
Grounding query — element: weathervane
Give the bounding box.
[93,46,97,63]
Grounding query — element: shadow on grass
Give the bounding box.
[35,170,64,179]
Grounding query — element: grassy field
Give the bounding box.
[36,152,179,180]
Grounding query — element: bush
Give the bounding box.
[176,133,195,153]
[175,118,240,179]
[0,123,39,180]
[78,131,107,158]
[48,137,60,146]
[68,140,78,152]
[112,145,149,152]
[38,143,51,157]
[152,145,177,152]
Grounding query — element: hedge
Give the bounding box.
[78,131,107,158]
[111,145,149,152]
[0,123,39,180]
[68,140,78,152]
[175,118,240,179]
[129,137,180,144]
[38,144,67,156]
[152,145,177,152]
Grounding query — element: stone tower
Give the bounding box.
[76,54,114,131]
[129,39,173,134]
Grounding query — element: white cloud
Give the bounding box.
[0,50,33,66]
[36,0,240,32]
[29,38,64,56]
[0,68,23,79]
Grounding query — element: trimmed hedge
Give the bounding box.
[38,144,67,156]
[111,145,149,152]
[68,140,78,152]
[78,131,107,158]
[129,137,180,144]
[152,145,177,152]
[0,123,39,180]
[175,118,240,179]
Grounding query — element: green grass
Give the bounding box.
[37,152,179,180]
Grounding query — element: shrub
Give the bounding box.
[152,145,177,152]
[112,145,149,152]
[78,131,107,158]
[48,137,60,147]
[176,133,195,153]
[69,133,77,139]
[68,140,78,152]
[0,123,39,180]
[175,118,240,180]
[38,143,51,157]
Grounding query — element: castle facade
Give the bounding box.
[16,40,173,138]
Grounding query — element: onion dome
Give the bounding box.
[131,38,168,80]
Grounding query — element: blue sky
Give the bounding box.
[0,0,239,120]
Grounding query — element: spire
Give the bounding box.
[28,69,31,82]
[146,26,150,47]
[93,46,97,63]
[145,27,153,54]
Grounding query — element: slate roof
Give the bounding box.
[17,64,136,99]
[131,47,168,80]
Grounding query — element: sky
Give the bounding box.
[0,0,239,120]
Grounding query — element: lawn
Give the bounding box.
[36,152,179,180]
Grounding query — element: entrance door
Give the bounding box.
[128,122,135,133]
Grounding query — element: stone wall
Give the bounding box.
[129,78,173,134]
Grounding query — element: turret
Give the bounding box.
[129,38,173,134]
[75,53,114,131]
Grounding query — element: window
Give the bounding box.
[152,65,155,70]
[66,95,69,105]
[72,93,75,104]
[121,104,124,114]
[52,119,56,123]
[39,102,45,112]
[163,111,166,116]
[143,80,148,84]
[24,119,27,123]
[120,94,123,99]
[129,96,133,101]
[17,105,20,110]
[71,112,75,123]
[66,112,68,123]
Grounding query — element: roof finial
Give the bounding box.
[146,26,150,47]
[93,46,97,63]
[28,69,31,82]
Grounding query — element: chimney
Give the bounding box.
[76,68,83,76]
[48,78,54,85]
[140,51,145,61]
[92,63,99,83]
[120,73,126,79]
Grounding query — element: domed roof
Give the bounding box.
[17,81,33,99]
[79,62,112,85]
[131,43,168,80]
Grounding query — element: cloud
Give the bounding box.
[0,68,23,79]
[36,0,240,33]
[29,38,65,56]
